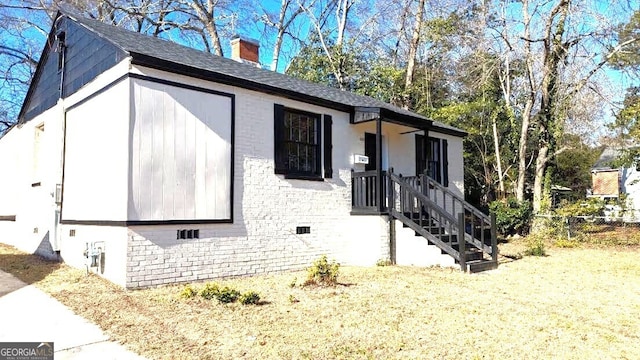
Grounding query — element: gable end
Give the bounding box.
[19,15,128,122]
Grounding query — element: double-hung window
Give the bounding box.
[427,137,441,183]
[415,134,449,186]
[274,105,322,179]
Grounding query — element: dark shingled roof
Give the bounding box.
[593,147,622,170]
[63,11,464,136]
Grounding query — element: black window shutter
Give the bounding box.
[315,115,322,176]
[442,139,449,187]
[274,104,285,174]
[323,115,333,178]
[415,134,425,175]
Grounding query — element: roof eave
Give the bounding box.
[430,123,468,137]
[130,53,354,113]
[379,107,431,129]
[131,54,440,129]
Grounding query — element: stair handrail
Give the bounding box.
[389,173,458,224]
[391,170,498,258]
[409,173,490,222]
[388,172,462,262]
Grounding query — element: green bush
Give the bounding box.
[376,259,392,267]
[198,282,221,300]
[524,237,546,256]
[179,284,198,299]
[554,198,604,217]
[554,238,580,248]
[489,197,533,236]
[216,286,241,303]
[305,255,340,286]
[239,291,261,305]
[187,282,258,304]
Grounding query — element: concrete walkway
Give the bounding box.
[0,270,146,360]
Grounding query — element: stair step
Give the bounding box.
[464,250,484,262]
[404,221,436,228]
[466,259,498,273]
[415,227,445,236]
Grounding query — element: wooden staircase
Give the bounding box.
[388,171,498,273]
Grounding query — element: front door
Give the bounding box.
[364,132,377,171]
[415,134,429,176]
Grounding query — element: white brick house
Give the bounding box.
[0,12,495,288]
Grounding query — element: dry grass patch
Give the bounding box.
[2,243,640,359]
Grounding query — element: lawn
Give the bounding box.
[1,239,640,359]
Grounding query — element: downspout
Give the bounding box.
[53,25,67,252]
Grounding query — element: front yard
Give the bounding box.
[1,239,639,359]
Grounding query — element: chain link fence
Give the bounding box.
[535,214,640,245]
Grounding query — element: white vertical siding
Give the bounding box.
[129,79,232,221]
[62,80,130,221]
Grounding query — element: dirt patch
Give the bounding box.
[1,243,640,359]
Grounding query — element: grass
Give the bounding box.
[2,236,640,359]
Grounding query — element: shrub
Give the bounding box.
[554,198,604,217]
[305,255,340,286]
[199,282,221,300]
[554,238,580,248]
[179,284,198,299]
[216,286,241,303]
[376,259,392,267]
[489,197,533,236]
[524,237,546,256]
[239,291,261,305]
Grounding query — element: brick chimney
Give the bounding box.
[231,36,260,67]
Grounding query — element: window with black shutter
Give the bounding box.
[274,104,323,179]
[323,115,333,178]
[427,137,441,183]
[416,134,449,186]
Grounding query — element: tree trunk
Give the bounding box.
[270,0,289,71]
[532,137,549,213]
[492,116,505,195]
[264,0,305,72]
[403,0,425,110]
[515,0,535,203]
[189,0,223,56]
[391,0,411,67]
[531,0,570,212]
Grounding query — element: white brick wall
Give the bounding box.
[122,66,405,288]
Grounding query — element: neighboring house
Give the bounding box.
[590,147,640,221]
[0,11,497,289]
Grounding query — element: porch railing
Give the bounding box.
[351,170,387,214]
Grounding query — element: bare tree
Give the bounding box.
[402,0,425,110]
[174,0,229,56]
[300,0,355,90]
[503,0,640,211]
[258,0,306,71]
